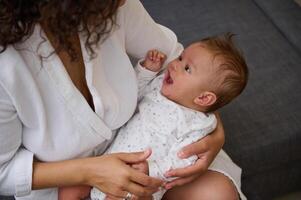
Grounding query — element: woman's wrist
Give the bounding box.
[213,112,225,148]
[78,156,100,186]
[32,158,89,189]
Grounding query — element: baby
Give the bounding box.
[90,33,249,200]
[58,33,248,200]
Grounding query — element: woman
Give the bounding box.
[0,0,243,199]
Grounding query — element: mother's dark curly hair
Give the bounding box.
[0,0,121,60]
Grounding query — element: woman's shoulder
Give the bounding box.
[0,46,22,64]
[117,0,144,16]
[0,46,28,82]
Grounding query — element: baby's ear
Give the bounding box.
[194,92,217,107]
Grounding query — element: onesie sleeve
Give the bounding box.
[134,60,158,101]
[148,113,217,181]
[0,63,34,196]
[121,0,183,65]
[167,113,217,170]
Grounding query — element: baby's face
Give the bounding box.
[161,43,217,107]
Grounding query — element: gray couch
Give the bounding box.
[1,0,300,200]
[140,0,301,199]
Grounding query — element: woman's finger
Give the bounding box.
[105,194,123,200]
[103,188,129,199]
[178,137,209,159]
[164,158,208,178]
[117,149,152,164]
[106,189,143,200]
[104,178,153,198]
[164,174,199,189]
[129,168,162,188]
[125,181,157,197]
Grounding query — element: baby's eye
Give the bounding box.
[178,55,182,61]
[185,65,191,73]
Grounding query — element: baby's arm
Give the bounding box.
[58,185,91,200]
[149,135,199,182]
[150,126,217,182]
[135,49,167,100]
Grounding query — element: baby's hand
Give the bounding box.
[142,49,166,72]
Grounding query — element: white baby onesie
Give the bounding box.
[91,74,217,200]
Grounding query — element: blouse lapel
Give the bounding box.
[34,24,113,140]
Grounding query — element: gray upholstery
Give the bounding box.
[0,197,13,200]
[141,0,301,199]
[253,0,301,54]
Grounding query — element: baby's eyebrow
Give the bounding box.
[190,63,197,71]
[182,51,197,71]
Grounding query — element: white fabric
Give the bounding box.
[0,0,246,199]
[209,150,247,200]
[90,72,217,200]
[0,0,181,199]
[90,58,247,200]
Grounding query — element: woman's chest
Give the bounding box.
[13,28,139,160]
[21,25,138,128]
[57,46,95,110]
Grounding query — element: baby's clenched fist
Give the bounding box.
[141,49,166,72]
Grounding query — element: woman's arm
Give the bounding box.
[163,112,225,189]
[32,150,162,198]
[0,78,162,198]
[0,76,35,196]
[122,0,183,63]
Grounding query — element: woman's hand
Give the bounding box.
[83,149,162,199]
[32,150,161,199]
[163,113,225,189]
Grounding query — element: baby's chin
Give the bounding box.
[160,86,168,97]
[160,86,180,105]
[160,85,173,100]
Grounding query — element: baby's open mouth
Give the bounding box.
[164,69,173,84]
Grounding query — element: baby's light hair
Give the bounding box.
[199,33,249,112]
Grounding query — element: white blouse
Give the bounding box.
[0,0,182,199]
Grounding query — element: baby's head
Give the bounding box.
[161,33,248,112]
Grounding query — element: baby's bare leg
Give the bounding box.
[58,185,91,200]
[162,171,239,200]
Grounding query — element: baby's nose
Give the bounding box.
[169,62,178,71]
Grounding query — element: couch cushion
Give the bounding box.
[243,161,301,199]
[0,196,14,200]
[141,0,301,198]
[295,0,301,7]
[253,0,301,54]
